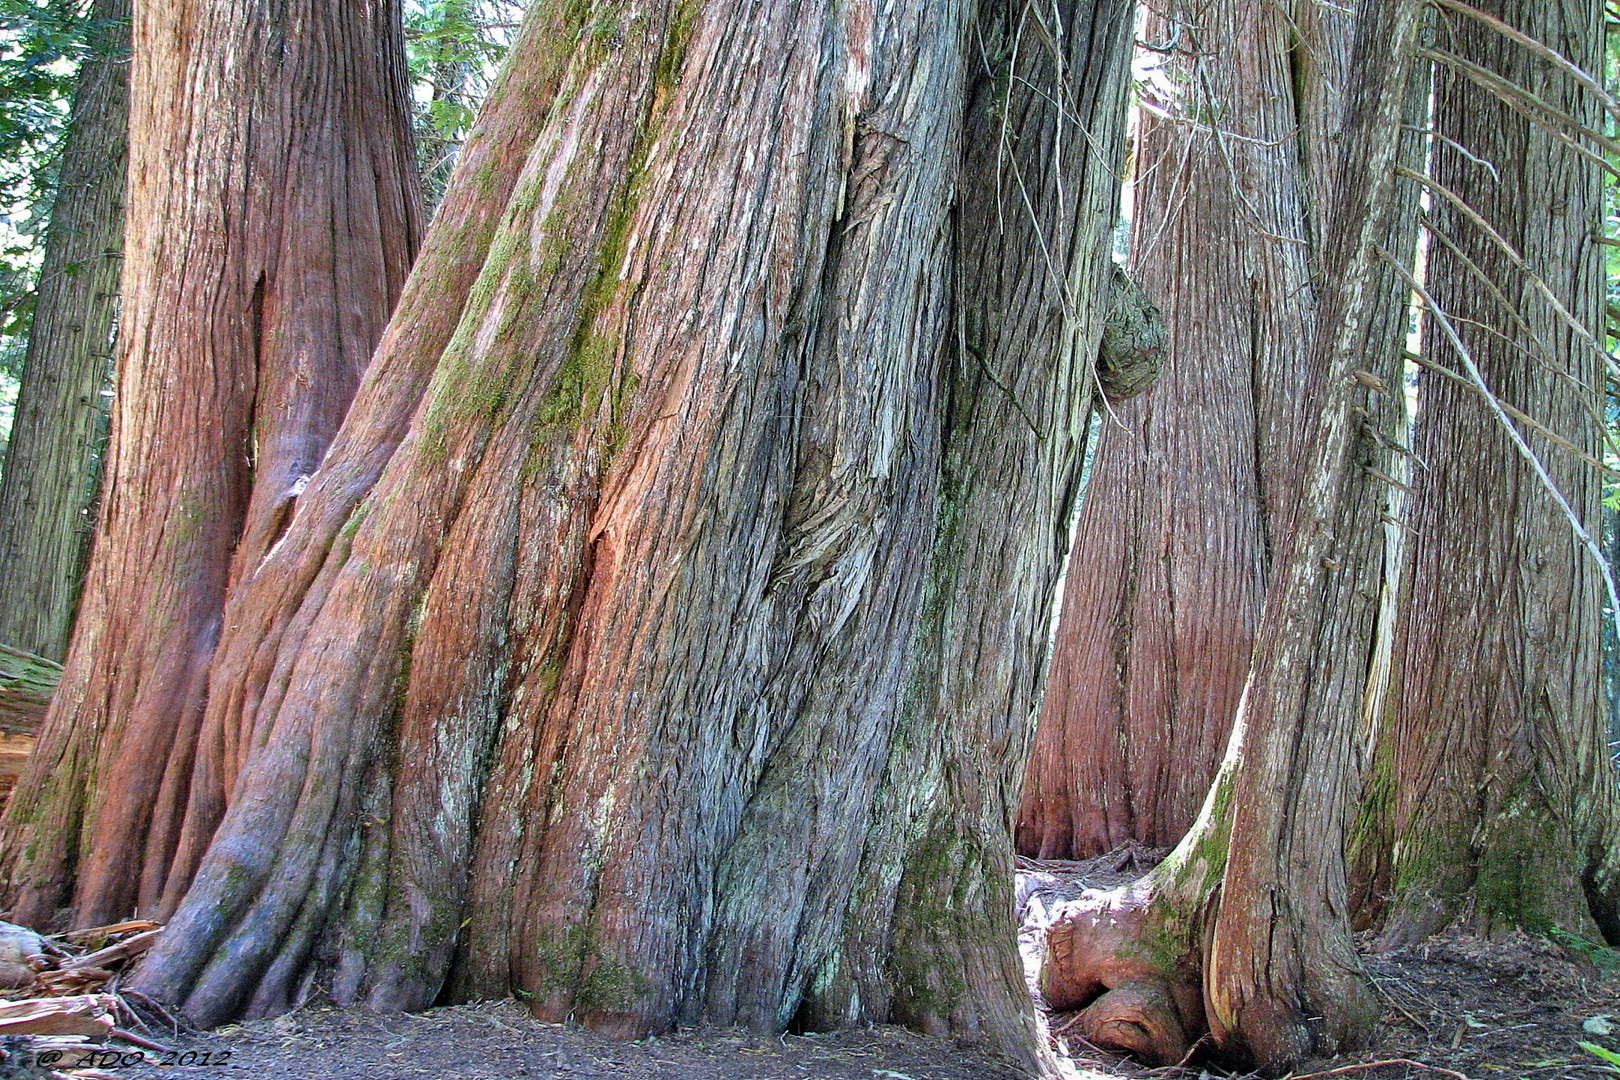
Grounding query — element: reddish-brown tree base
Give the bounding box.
[1041,883,1206,1066]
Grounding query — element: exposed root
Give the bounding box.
[1039,883,1206,1067]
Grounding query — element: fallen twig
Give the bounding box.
[116,988,181,1037]
[110,1026,172,1054]
[61,929,161,973]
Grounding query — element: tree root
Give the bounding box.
[1039,885,1205,1067]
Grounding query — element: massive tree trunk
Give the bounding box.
[0,0,423,928]
[1037,0,1425,1068]
[1363,0,1620,946]
[0,0,130,662]
[125,0,1133,1063]
[1017,0,1350,860]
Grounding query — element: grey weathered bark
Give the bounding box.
[0,0,423,928]
[1363,0,1620,946]
[1018,0,1351,860]
[123,0,1133,1067]
[0,0,130,662]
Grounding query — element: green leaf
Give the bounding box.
[1579,1041,1620,1073]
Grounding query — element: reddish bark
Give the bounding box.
[1017,0,1351,861]
[123,0,1134,1066]
[0,0,422,928]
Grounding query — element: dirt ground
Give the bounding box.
[17,850,1620,1080]
[91,1005,1022,1080]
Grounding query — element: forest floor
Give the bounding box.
[13,847,1616,1080]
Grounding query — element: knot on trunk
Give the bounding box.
[1096,266,1165,403]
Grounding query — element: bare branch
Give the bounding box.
[1398,165,1619,387]
[1380,247,1620,631]
[1419,45,1620,177]
[1427,0,1620,119]
[1405,123,1500,182]
[1402,349,1620,478]
[1418,219,1608,433]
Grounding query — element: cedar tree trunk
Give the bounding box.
[1365,0,1620,946]
[128,0,1134,1064]
[0,0,130,662]
[1018,0,1351,859]
[0,0,423,927]
[1037,0,1427,1069]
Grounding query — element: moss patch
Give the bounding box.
[530,923,590,998]
[654,0,699,91]
[576,955,652,1013]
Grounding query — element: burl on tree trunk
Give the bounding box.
[1037,0,1424,1068]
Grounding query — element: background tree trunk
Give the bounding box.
[0,0,129,662]
[1038,0,1426,1067]
[129,0,1132,1065]
[1017,0,1349,860]
[1365,0,1620,946]
[0,0,423,929]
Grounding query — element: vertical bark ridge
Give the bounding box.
[476,0,967,1039]
[0,0,422,929]
[1193,3,1425,1060]
[136,0,688,1022]
[158,0,596,915]
[809,0,1133,1060]
[1373,0,1620,946]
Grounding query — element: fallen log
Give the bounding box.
[0,995,116,1038]
[0,644,56,806]
[0,644,59,735]
[59,930,161,973]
